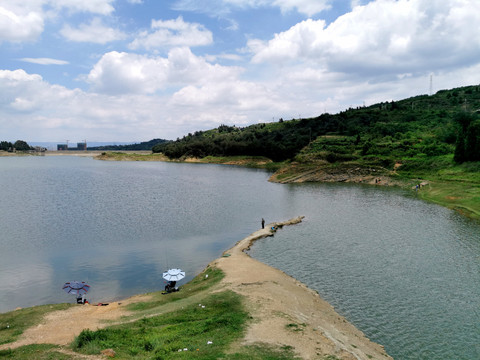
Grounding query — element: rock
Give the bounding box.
[101,349,116,357]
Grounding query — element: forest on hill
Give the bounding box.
[152,84,480,168]
[87,138,169,151]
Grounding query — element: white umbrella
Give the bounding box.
[163,268,185,282]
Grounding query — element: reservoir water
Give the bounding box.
[0,156,479,359]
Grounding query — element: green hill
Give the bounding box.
[152,84,480,219]
[152,85,480,164]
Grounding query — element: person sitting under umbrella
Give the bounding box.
[76,293,89,304]
[163,269,185,293]
[62,281,90,304]
[165,280,176,293]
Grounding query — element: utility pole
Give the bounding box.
[83,139,87,151]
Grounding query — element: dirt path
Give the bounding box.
[0,294,151,350]
[1,217,392,360]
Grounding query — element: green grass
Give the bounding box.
[394,156,480,219]
[0,267,301,359]
[0,304,73,345]
[126,266,224,314]
[72,290,248,359]
[97,152,168,161]
[0,344,71,360]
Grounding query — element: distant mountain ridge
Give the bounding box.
[87,139,170,151]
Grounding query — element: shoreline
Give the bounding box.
[210,216,392,360]
[0,217,392,359]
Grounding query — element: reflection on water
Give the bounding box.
[1,156,479,360]
[0,156,294,310]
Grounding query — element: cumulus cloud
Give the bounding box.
[60,17,126,44]
[86,48,242,95]
[249,0,480,77]
[48,0,115,16]
[270,0,331,15]
[0,67,280,141]
[129,16,213,50]
[0,0,116,43]
[0,6,44,42]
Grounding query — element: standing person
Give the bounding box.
[261,218,265,229]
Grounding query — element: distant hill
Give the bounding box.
[88,138,170,151]
[152,84,480,163]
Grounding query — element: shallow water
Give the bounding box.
[0,156,479,359]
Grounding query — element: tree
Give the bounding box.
[465,121,480,161]
[13,140,31,151]
[453,112,479,163]
[0,141,13,151]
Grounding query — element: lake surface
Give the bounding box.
[0,156,479,359]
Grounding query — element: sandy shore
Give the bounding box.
[1,217,392,359]
[211,217,392,360]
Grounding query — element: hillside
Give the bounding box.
[153,85,480,163]
[88,138,170,151]
[152,84,480,218]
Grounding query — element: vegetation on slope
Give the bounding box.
[153,85,480,165]
[88,138,170,151]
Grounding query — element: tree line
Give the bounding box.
[152,85,480,164]
[0,140,32,152]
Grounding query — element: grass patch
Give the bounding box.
[0,344,71,359]
[0,304,73,345]
[417,181,480,219]
[97,152,169,161]
[285,323,306,332]
[72,290,248,359]
[126,266,224,314]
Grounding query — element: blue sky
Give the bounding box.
[1,0,480,143]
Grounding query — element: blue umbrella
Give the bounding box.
[62,281,90,296]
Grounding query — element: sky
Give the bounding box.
[1,0,480,143]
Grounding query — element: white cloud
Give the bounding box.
[86,52,169,94]
[20,57,69,65]
[129,16,213,50]
[60,17,126,44]
[0,0,116,43]
[0,67,278,141]
[174,0,331,16]
[0,6,44,42]
[270,0,331,16]
[249,0,480,78]
[48,0,115,16]
[86,48,242,95]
